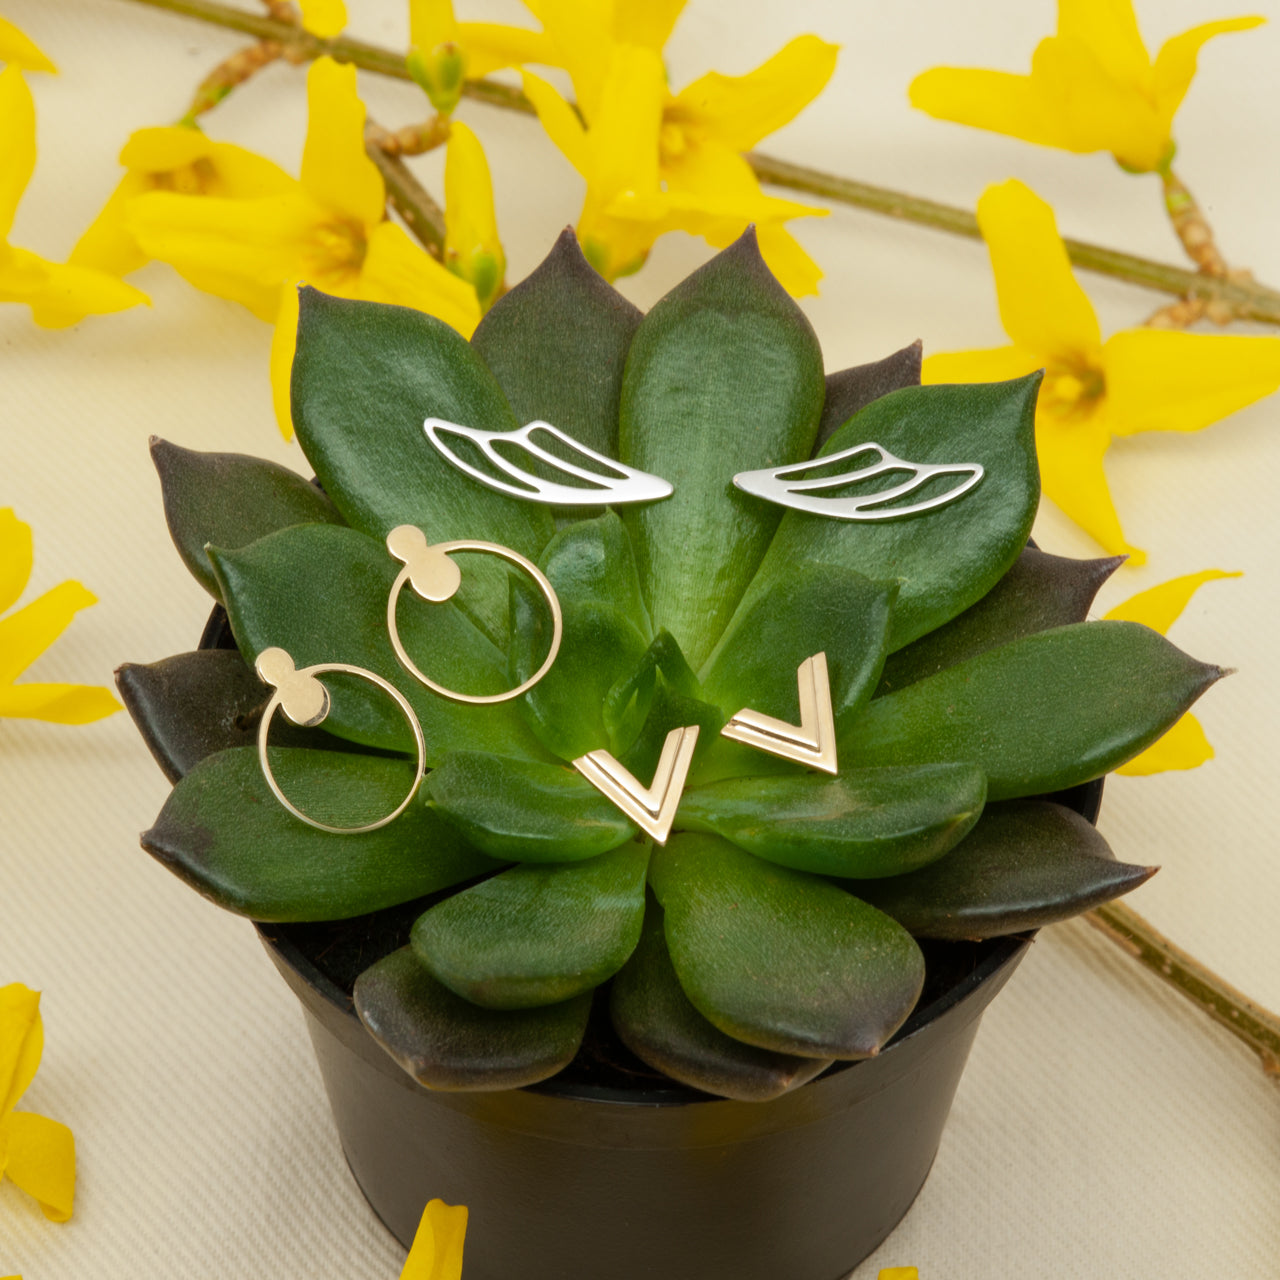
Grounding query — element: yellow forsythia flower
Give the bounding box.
[0,15,55,72]
[0,510,120,724]
[400,1199,468,1280]
[878,1270,919,1280]
[0,984,76,1222]
[923,180,1280,562]
[910,0,1264,173]
[444,122,505,310]
[127,57,481,439]
[299,0,346,39]
[58,125,294,321]
[0,66,147,327]
[1107,569,1239,774]
[522,3,836,294]
[407,0,553,115]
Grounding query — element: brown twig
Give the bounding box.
[1085,902,1280,1078]
[182,37,285,121]
[364,122,446,256]
[368,116,452,157]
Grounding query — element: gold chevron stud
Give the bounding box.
[720,652,838,775]
[573,725,701,845]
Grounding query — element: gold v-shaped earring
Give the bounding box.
[573,726,700,845]
[720,652,838,775]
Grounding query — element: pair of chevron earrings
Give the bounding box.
[573,652,836,845]
[425,418,984,522]
[256,524,563,833]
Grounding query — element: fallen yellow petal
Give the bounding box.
[0,984,43,1118]
[976,179,1100,364]
[1117,711,1213,775]
[1104,568,1241,633]
[0,580,97,685]
[298,0,346,39]
[878,1269,919,1280]
[4,1111,76,1222]
[1102,329,1280,437]
[0,682,121,724]
[400,1199,468,1280]
[0,64,36,240]
[0,509,33,617]
[0,16,56,74]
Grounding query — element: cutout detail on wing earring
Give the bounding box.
[721,653,838,775]
[573,726,700,845]
[255,646,427,834]
[425,418,674,507]
[385,525,564,704]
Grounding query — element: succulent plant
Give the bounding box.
[121,229,1222,1102]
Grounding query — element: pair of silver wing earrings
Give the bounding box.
[255,415,984,839]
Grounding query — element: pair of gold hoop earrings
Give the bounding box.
[256,525,563,834]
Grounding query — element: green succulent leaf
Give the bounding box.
[856,801,1155,938]
[743,375,1042,653]
[411,843,649,1008]
[602,629,702,757]
[617,672,724,781]
[118,649,385,784]
[354,946,591,1091]
[650,834,925,1058]
[510,515,651,760]
[290,288,554,639]
[876,546,1124,696]
[845,621,1224,800]
[678,764,986,878]
[426,751,637,861]
[150,437,344,601]
[814,340,922,452]
[472,228,643,464]
[618,230,825,670]
[698,560,895,745]
[610,902,833,1101]
[141,746,499,920]
[210,524,551,765]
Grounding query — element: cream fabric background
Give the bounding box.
[1,0,1278,1275]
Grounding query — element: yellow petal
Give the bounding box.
[1029,35,1165,170]
[0,580,97,684]
[976,179,1101,363]
[521,70,589,178]
[877,1271,919,1280]
[754,223,823,298]
[0,683,121,723]
[298,0,346,39]
[204,141,296,199]
[400,1199,468,1280]
[0,984,42,1117]
[1056,0,1150,84]
[611,0,686,52]
[0,509,33,617]
[0,64,36,240]
[922,344,1044,386]
[1104,568,1241,632]
[117,128,293,200]
[1102,329,1280,437]
[127,190,311,320]
[410,0,460,54]
[301,58,384,229]
[271,283,301,441]
[13,252,149,329]
[356,220,481,338]
[670,36,840,153]
[458,23,558,79]
[1036,405,1143,562]
[909,66,1073,151]
[444,122,505,308]
[118,125,215,172]
[4,1111,75,1222]
[0,16,56,73]
[526,0,612,121]
[1117,711,1213,775]
[1153,17,1265,129]
[65,171,153,281]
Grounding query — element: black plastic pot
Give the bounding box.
[202,605,1103,1279]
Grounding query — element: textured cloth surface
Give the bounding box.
[1,1,1278,1276]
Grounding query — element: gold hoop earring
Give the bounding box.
[384,524,563,705]
[256,646,426,834]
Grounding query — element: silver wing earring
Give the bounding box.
[424,418,674,508]
[733,441,983,521]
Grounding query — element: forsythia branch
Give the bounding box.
[364,121,446,256]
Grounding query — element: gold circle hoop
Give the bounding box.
[256,650,426,834]
[385,530,564,705]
